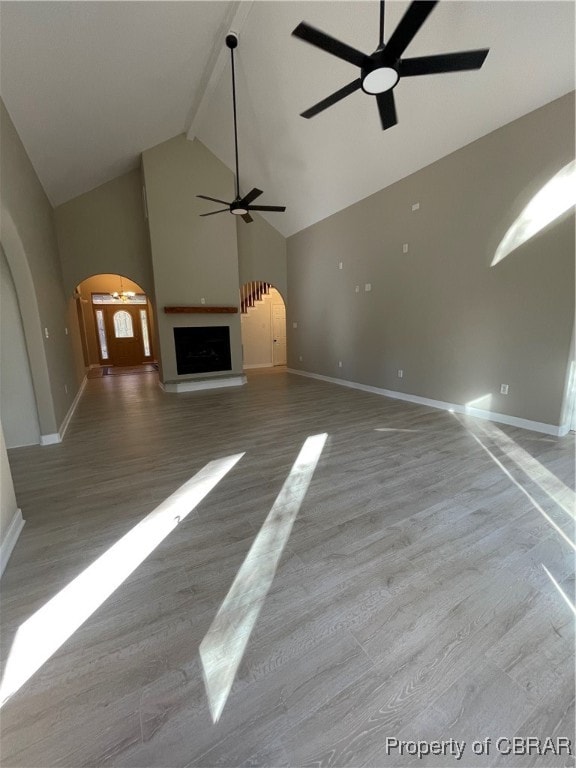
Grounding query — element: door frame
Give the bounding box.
[271,300,287,366]
[92,296,153,367]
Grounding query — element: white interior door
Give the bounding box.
[272,303,286,366]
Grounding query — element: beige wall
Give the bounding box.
[237,213,287,301]
[54,169,154,298]
[142,136,242,382]
[0,99,79,436]
[287,92,575,428]
[66,297,89,383]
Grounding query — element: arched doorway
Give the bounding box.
[0,244,41,447]
[75,274,156,371]
[1,208,58,439]
[240,282,286,369]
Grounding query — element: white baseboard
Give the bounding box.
[40,432,60,446]
[243,363,274,370]
[287,368,565,437]
[160,375,247,393]
[59,376,87,441]
[7,437,41,448]
[39,376,87,446]
[0,508,25,577]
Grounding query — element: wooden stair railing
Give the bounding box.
[240,281,271,314]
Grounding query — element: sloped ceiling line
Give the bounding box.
[187,1,254,140]
[1,1,574,236]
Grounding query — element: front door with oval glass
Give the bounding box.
[94,305,153,367]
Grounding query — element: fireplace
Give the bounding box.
[174,326,232,375]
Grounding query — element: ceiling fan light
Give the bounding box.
[362,66,399,94]
[231,207,248,215]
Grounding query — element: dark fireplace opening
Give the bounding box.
[174,326,232,375]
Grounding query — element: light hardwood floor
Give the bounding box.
[1,369,574,767]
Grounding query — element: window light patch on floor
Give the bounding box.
[200,433,327,724]
[374,428,420,433]
[472,419,575,519]
[453,413,575,553]
[542,564,576,617]
[0,453,244,707]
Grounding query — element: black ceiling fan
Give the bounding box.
[292,0,489,131]
[198,33,286,224]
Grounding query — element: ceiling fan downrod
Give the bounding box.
[226,33,242,204]
[197,32,286,224]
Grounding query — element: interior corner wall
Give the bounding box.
[54,169,154,298]
[142,136,242,382]
[558,323,576,430]
[66,296,88,383]
[0,423,21,573]
[287,92,575,428]
[0,98,79,435]
[0,244,41,447]
[237,212,287,301]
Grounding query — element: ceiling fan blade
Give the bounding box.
[241,188,264,205]
[385,1,438,60]
[400,49,489,76]
[301,78,362,119]
[197,194,231,206]
[292,22,370,69]
[241,213,254,224]
[376,90,397,130]
[200,209,229,217]
[248,205,287,212]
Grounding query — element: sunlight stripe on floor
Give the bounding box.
[200,433,328,723]
[0,453,244,707]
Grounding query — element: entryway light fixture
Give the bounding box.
[111,277,136,302]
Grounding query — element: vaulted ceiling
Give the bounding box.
[1,1,574,237]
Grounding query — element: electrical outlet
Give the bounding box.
[338,361,343,368]
[398,369,403,378]
[299,355,303,362]
[65,327,69,335]
[338,262,343,270]
[403,244,409,254]
[292,321,298,329]
[500,384,509,395]
[355,285,360,293]
[412,202,420,211]
[365,283,372,292]
[200,298,206,305]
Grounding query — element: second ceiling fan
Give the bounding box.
[198,33,286,224]
[292,0,489,130]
